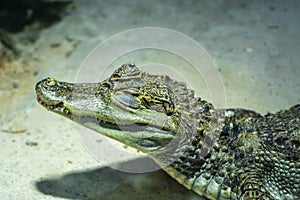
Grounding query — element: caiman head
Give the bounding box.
[36,64,212,155]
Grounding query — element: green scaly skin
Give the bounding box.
[35,63,300,200]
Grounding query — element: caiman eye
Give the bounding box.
[114,93,141,109]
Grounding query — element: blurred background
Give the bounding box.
[0,0,299,199]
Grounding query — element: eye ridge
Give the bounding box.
[141,95,174,115]
[115,88,175,115]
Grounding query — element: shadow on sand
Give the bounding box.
[35,157,204,200]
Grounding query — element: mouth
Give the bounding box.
[36,93,166,132]
[82,118,175,152]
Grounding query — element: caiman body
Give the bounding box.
[35,64,300,200]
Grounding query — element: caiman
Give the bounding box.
[35,63,300,200]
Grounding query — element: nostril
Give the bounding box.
[46,78,56,86]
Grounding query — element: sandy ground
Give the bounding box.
[0,0,299,199]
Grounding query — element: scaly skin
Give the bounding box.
[35,64,300,200]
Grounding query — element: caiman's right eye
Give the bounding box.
[46,78,56,86]
[114,93,141,109]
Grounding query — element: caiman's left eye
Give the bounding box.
[114,93,141,109]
